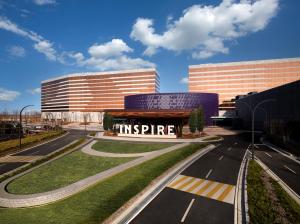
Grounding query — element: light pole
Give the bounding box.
[19,105,34,150]
[237,99,275,159]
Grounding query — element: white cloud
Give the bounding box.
[0,17,57,61]
[130,0,279,58]
[33,41,56,61]
[180,77,189,84]
[0,18,154,71]
[7,45,26,57]
[0,88,20,101]
[27,88,41,95]
[88,39,133,59]
[33,0,56,6]
[73,39,155,71]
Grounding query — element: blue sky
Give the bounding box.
[0,0,299,112]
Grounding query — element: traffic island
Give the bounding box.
[0,143,209,224]
[247,160,300,223]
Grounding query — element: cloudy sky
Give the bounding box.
[0,0,299,111]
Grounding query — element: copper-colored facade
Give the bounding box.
[41,68,159,113]
[189,58,300,104]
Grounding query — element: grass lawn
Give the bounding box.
[247,160,300,223]
[7,151,135,194]
[0,131,65,154]
[92,140,176,153]
[0,143,206,224]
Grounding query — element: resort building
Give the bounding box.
[189,58,300,113]
[41,68,159,123]
[107,92,218,125]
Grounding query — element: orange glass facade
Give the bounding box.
[41,68,159,113]
[189,58,300,104]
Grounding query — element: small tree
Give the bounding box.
[196,106,205,132]
[188,109,197,133]
[103,113,113,131]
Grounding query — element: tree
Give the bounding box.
[188,109,197,133]
[103,113,113,131]
[196,106,205,132]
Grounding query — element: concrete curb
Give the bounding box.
[0,143,190,208]
[255,157,300,205]
[108,144,216,224]
[244,158,250,224]
[81,140,173,158]
[95,132,221,143]
[262,140,300,165]
[234,146,249,224]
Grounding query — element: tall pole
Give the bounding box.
[251,99,275,160]
[19,105,34,150]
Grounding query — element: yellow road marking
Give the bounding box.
[185,179,205,192]
[168,175,236,204]
[217,185,234,201]
[168,175,189,188]
[206,183,224,198]
[195,180,214,195]
[177,177,196,190]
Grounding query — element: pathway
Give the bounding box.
[0,142,190,208]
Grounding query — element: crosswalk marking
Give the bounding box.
[177,177,196,190]
[169,175,189,188]
[217,185,234,201]
[167,175,235,204]
[185,179,205,192]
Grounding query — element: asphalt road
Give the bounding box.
[0,129,85,175]
[130,135,248,224]
[255,144,300,195]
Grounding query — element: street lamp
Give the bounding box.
[237,99,275,159]
[19,105,34,150]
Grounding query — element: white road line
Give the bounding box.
[228,147,232,151]
[284,165,297,174]
[234,142,238,145]
[205,169,213,179]
[219,156,224,161]
[264,152,272,158]
[181,198,195,223]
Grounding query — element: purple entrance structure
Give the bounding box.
[125,92,219,125]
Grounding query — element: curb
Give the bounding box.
[234,146,249,224]
[109,144,216,224]
[262,140,300,165]
[255,157,300,205]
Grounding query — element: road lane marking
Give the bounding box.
[234,142,238,145]
[181,199,195,223]
[205,169,213,179]
[284,165,297,174]
[264,152,272,158]
[218,156,224,161]
[228,147,232,151]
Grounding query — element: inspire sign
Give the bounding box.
[118,124,176,139]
